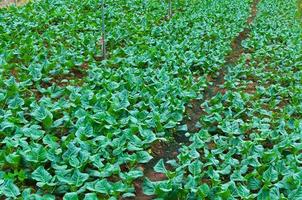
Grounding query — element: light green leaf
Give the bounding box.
[84,193,98,200]
[8,95,24,109]
[188,160,202,176]
[22,125,45,140]
[269,187,280,199]
[5,152,21,166]
[1,180,20,198]
[247,177,261,191]
[31,106,53,128]
[71,169,89,187]
[237,184,250,198]
[32,106,51,121]
[127,170,144,179]
[142,178,155,195]
[257,187,270,200]
[263,166,278,182]
[289,187,302,200]
[154,159,167,174]
[63,192,78,200]
[32,166,52,186]
[137,151,153,163]
[94,179,111,194]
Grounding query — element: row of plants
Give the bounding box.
[0,0,252,199]
[0,0,172,80]
[147,0,302,199]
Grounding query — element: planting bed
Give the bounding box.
[0,0,301,199]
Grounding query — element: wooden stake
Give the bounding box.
[168,0,172,18]
[101,0,106,59]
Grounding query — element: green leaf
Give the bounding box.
[127,170,144,179]
[62,143,80,161]
[32,166,52,186]
[247,177,261,191]
[177,124,188,132]
[122,193,135,198]
[21,144,47,163]
[112,181,127,192]
[269,187,280,199]
[137,151,153,163]
[94,179,111,194]
[31,106,53,128]
[63,192,78,200]
[21,188,32,199]
[289,187,302,200]
[257,187,270,200]
[188,160,202,176]
[32,106,51,121]
[140,129,157,143]
[154,159,167,174]
[185,175,196,191]
[142,178,155,195]
[29,64,42,81]
[237,184,250,198]
[263,166,278,182]
[112,90,130,111]
[1,180,20,198]
[84,193,98,200]
[8,95,24,109]
[198,184,210,197]
[71,169,89,187]
[22,125,45,140]
[75,125,94,138]
[5,152,21,166]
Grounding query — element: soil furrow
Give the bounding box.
[134,0,261,199]
[184,0,260,133]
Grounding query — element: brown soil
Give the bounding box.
[31,63,89,100]
[185,99,204,132]
[244,81,257,93]
[44,63,88,87]
[133,140,180,199]
[10,67,19,81]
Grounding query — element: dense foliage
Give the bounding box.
[146,0,302,199]
[0,0,301,199]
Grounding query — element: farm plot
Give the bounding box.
[0,0,301,199]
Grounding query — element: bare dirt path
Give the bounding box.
[133,0,261,199]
